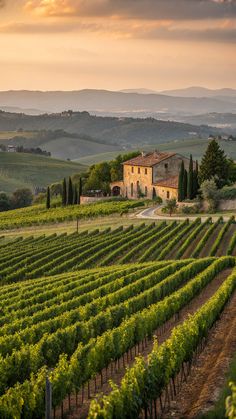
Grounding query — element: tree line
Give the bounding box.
[46,176,83,209]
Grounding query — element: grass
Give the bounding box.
[201,353,236,418]
[0,130,36,140]
[0,152,86,193]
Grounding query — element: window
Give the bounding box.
[164,163,168,169]
[138,167,140,174]
[131,183,134,197]
[145,186,148,196]
[131,166,134,173]
[145,168,147,175]
[167,191,170,199]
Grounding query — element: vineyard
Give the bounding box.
[0,217,236,418]
[0,217,235,286]
[0,200,144,230]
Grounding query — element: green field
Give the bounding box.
[76,138,236,165]
[0,152,86,193]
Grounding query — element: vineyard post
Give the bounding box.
[45,375,52,419]
[76,217,79,233]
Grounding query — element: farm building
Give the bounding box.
[111,151,192,201]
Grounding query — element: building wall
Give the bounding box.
[155,186,178,201]
[153,155,190,183]
[123,164,153,199]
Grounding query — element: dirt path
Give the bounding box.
[181,226,208,259]
[198,224,222,258]
[216,224,236,257]
[58,267,233,419]
[162,288,236,419]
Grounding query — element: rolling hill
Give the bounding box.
[0,110,226,160]
[0,152,86,194]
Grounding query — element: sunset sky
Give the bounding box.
[0,0,236,91]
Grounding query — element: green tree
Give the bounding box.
[11,188,33,209]
[73,185,78,205]
[46,186,50,209]
[84,162,111,194]
[50,183,62,197]
[178,161,185,202]
[0,192,11,212]
[199,139,229,188]
[200,178,219,212]
[187,154,194,200]
[78,177,82,205]
[183,169,188,199]
[67,177,74,205]
[62,178,67,206]
[163,199,178,216]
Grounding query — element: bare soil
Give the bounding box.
[56,268,233,419]
[162,287,236,419]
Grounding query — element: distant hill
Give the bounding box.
[161,86,236,98]
[176,113,236,130]
[0,89,235,115]
[0,152,86,194]
[0,110,225,160]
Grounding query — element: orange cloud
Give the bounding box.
[25,0,75,16]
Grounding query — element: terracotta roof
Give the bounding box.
[154,176,179,189]
[123,151,176,167]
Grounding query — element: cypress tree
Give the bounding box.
[192,160,199,198]
[187,154,194,200]
[183,169,188,199]
[78,177,82,205]
[178,160,185,202]
[67,177,73,205]
[46,186,50,209]
[73,185,78,205]
[62,178,67,206]
[199,139,229,188]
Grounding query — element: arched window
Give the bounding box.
[145,186,148,196]
[131,183,134,197]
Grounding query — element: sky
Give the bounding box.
[0,0,236,91]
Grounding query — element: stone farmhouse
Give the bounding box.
[111,151,192,201]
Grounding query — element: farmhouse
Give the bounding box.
[111,151,191,201]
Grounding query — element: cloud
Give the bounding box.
[24,0,236,19]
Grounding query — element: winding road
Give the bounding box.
[136,206,232,222]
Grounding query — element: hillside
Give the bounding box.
[0,110,225,160]
[0,152,86,193]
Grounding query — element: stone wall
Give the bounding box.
[80,196,112,205]
[123,164,153,199]
[153,155,191,183]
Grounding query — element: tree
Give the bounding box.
[46,186,50,209]
[78,177,82,205]
[67,177,74,205]
[50,183,62,197]
[199,139,229,188]
[178,161,185,202]
[11,188,33,209]
[183,169,188,199]
[200,178,219,212]
[73,185,78,205]
[163,199,178,216]
[0,192,11,212]
[84,162,111,194]
[187,154,194,200]
[62,178,67,206]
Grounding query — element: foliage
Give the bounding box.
[11,188,33,209]
[199,139,230,188]
[50,183,62,197]
[0,192,11,212]
[226,382,236,419]
[218,186,236,201]
[46,187,50,210]
[187,154,194,199]
[62,178,67,206]
[162,198,178,216]
[200,178,219,211]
